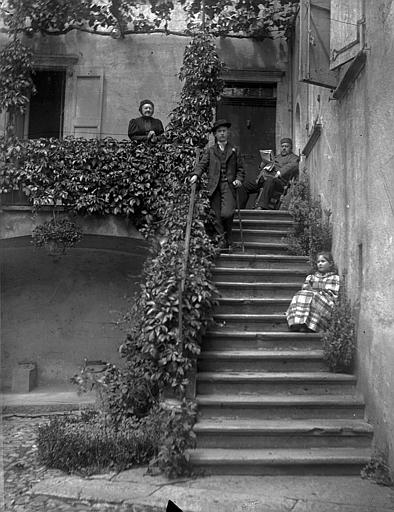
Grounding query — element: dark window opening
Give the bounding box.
[28,69,66,139]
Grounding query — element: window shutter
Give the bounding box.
[330,0,363,70]
[71,67,104,138]
[299,0,337,89]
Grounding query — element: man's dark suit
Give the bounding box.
[128,116,164,141]
[238,150,299,209]
[256,151,299,209]
[193,142,245,244]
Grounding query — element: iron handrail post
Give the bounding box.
[178,149,200,348]
[236,188,245,253]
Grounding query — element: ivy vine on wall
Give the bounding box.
[1,32,226,476]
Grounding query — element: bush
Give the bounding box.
[149,399,197,478]
[37,411,161,475]
[322,282,356,373]
[283,170,332,265]
[37,401,197,478]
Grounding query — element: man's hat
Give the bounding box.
[166,500,183,512]
[212,119,231,132]
[280,137,293,146]
[139,99,154,113]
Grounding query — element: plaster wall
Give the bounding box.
[0,211,149,389]
[1,244,148,389]
[291,2,394,474]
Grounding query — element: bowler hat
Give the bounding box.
[212,119,231,132]
[139,99,154,113]
[280,137,293,146]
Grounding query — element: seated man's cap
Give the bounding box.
[212,119,231,132]
[139,99,154,113]
[280,137,293,145]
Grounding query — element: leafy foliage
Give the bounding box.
[282,169,332,265]
[167,33,225,146]
[0,136,189,225]
[0,38,35,116]
[182,0,298,39]
[322,281,356,373]
[32,217,82,253]
[149,399,197,478]
[1,0,298,39]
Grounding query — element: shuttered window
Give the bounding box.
[70,67,104,138]
[330,0,364,70]
[298,0,338,89]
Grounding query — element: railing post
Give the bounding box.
[236,188,245,253]
[178,148,200,349]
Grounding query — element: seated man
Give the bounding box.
[128,99,164,142]
[238,138,299,209]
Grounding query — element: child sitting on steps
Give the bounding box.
[286,251,340,333]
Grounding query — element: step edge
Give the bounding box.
[199,350,324,359]
[197,372,357,381]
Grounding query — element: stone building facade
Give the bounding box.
[291,0,394,476]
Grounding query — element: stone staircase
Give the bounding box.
[189,209,373,475]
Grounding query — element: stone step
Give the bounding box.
[239,209,292,221]
[215,281,300,298]
[217,298,290,314]
[198,350,327,372]
[187,447,371,475]
[232,218,294,232]
[227,242,290,255]
[194,419,373,449]
[232,229,288,244]
[212,313,288,331]
[203,331,322,351]
[196,372,357,395]
[216,253,309,270]
[213,267,306,283]
[196,394,366,420]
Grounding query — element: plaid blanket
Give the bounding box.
[286,272,340,332]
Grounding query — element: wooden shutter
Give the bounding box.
[71,67,104,138]
[330,0,363,70]
[299,0,338,89]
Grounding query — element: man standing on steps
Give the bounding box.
[238,138,299,209]
[191,119,245,249]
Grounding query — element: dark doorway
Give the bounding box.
[28,69,66,139]
[217,83,276,185]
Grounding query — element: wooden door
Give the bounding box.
[217,95,276,184]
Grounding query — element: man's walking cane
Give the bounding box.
[236,188,245,253]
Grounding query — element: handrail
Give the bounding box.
[178,149,200,348]
[236,188,245,253]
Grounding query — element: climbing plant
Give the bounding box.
[166,32,225,146]
[5,32,223,476]
[282,169,332,265]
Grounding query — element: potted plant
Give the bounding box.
[32,217,82,259]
